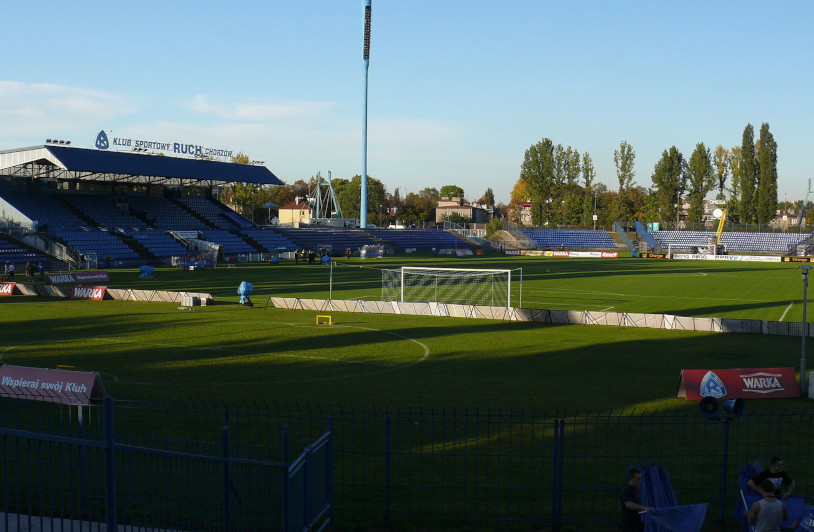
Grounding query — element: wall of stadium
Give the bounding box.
[267,297,813,337]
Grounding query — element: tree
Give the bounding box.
[401,187,439,224]
[739,124,758,224]
[337,174,387,224]
[439,185,465,199]
[580,152,597,227]
[756,123,778,225]
[442,212,467,225]
[508,178,531,225]
[520,138,556,225]
[651,146,686,223]
[686,142,714,223]
[613,140,636,221]
[231,152,250,165]
[477,188,495,206]
[727,146,742,218]
[713,146,730,200]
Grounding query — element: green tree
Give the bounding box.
[686,143,714,223]
[727,146,742,218]
[477,188,495,206]
[739,124,758,224]
[520,138,556,225]
[439,185,465,199]
[401,187,439,224]
[651,146,686,223]
[613,140,636,221]
[713,145,730,200]
[443,212,467,225]
[337,175,387,224]
[580,152,597,227]
[756,123,778,225]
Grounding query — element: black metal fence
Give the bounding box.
[2,396,813,531]
[0,396,332,532]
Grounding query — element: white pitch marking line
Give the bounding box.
[779,302,793,322]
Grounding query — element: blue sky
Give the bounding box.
[2,1,813,205]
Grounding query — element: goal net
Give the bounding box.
[381,267,519,308]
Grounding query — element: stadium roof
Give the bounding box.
[0,145,283,186]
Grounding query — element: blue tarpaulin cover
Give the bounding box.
[138,265,155,278]
[638,463,708,532]
[238,281,254,304]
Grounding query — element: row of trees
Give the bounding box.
[509,123,780,227]
[219,153,496,225]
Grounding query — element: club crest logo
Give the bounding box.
[700,371,726,398]
[95,130,109,150]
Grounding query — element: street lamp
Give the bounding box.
[801,265,812,397]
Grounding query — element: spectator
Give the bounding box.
[747,479,787,531]
[748,457,796,499]
[621,468,652,532]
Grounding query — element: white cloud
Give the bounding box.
[0,81,139,137]
[187,95,334,121]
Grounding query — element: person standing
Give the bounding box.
[748,457,796,499]
[621,468,652,532]
[747,479,788,532]
[7,262,14,281]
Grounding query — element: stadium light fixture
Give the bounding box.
[801,265,812,397]
[360,0,372,229]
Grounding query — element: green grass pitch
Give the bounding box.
[2,255,811,413]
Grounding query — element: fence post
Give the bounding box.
[327,417,334,525]
[551,418,561,531]
[222,421,231,532]
[282,425,290,532]
[104,396,118,532]
[718,419,731,526]
[303,445,312,528]
[557,419,564,529]
[385,415,391,525]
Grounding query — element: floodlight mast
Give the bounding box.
[360,0,372,228]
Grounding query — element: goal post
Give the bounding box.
[381,267,521,308]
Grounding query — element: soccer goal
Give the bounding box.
[381,267,521,308]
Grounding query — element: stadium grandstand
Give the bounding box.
[3,143,810,270]
[645,229,813,254]
[519,228,617,249]
[0,144,480,269]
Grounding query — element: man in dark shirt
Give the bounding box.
[748,456,796,498]
[621,468,652,532]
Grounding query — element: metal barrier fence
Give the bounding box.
[2,396,813,530]
[0,396,332,532]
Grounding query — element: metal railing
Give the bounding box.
[613,221,637,253]
[3,396,813,530]
[0,396,333,532]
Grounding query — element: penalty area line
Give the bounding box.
[779,302,793,322]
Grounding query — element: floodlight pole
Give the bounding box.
[360,0,372,228]
[801,265,812,397]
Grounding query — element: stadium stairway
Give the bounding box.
[53,195,99,229]
[492,230,525,250]
[169,196,218,229]
[609,228,629,250]
[120,234,155,260]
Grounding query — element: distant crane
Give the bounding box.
[799,178,812,228]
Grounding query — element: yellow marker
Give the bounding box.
[316,315,332,325]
